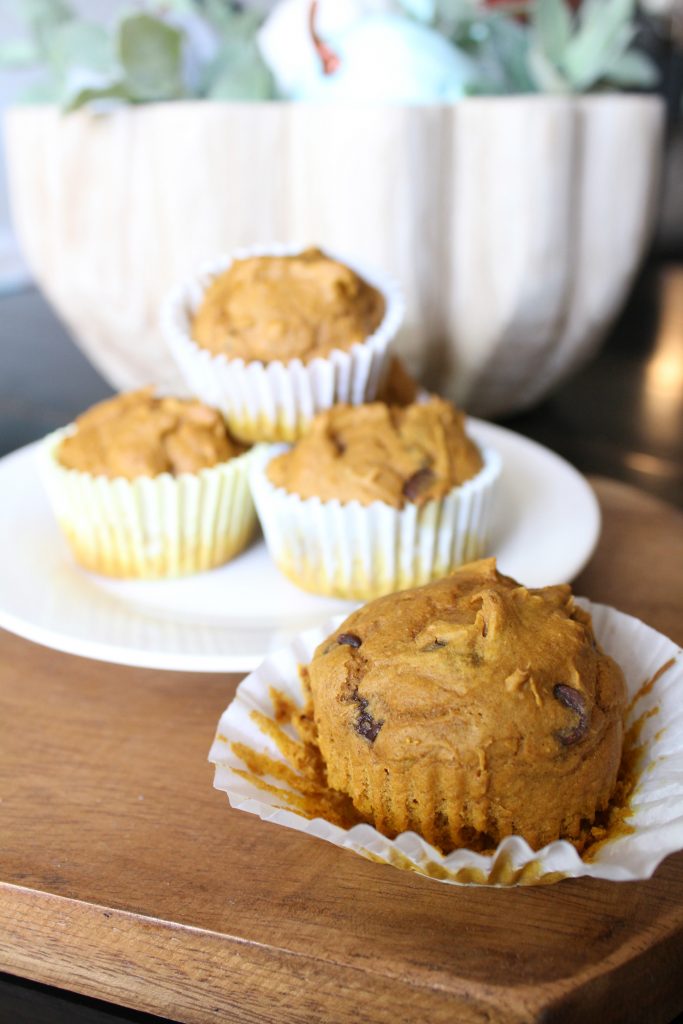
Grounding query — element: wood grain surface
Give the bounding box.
[0,476,682,1024]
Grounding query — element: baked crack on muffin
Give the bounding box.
[306,559,627,852]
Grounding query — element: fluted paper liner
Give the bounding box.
[40,428,257,579]
[210,600,683,886]
[161,243,403,442]
[250,442,502,599]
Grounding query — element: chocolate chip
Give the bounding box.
[337,632,361,648]
[402,467,435,502]
[351,688,383,743]
[553,683,589,746]
[421,639,447,652]
[331,432,346,455]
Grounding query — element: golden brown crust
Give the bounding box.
[191,247,386,363]
[307,559,627,852]
[266,397,483,509]
[57,388,244,479]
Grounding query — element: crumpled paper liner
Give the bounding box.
[210,599,683,886]
[40,428,257,579]
[249,442,502,599]
[161,243,404,443]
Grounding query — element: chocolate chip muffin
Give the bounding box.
[42,389,256,578]
[266,397,483,509]
[306,559,627,852]
[251,398,500,599]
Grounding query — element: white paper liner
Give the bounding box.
[161,243,404,442]
[249,441,502,599]
[40,428,257,579]
[210,599,683,887]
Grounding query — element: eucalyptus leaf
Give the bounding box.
[603,48,660,88]
[483,15,536,93]
[432,0,484,41]
[561,0,636,89]
[198,0,264,39]
[117,13,185,102]
[62,72,128,113]
[527,42,571,92]
[21,0,73,57]
[532,0,573,65]
[152,0,196,12]
[46,20,116,80]
[205,40,273,100]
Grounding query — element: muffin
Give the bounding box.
[306,559,628,853]
[41,388,257,578]
[250,396,501,599]
[162,244,403,442]
[191,246,385,361]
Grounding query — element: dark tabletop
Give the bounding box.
[0,258,682,1024]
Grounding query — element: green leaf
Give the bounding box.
[484,15,537,92]
[527,43,571,92]
[0,37,40,68]
[21,0,73,57]
[153,0,196,12]
[205,40,273,100]
[532,0,573,65]
[117,13,185,102]
[603,48,660,88]
[46,20,116,80]
[198,0,264,39]
[62,77,128,113]
[561,0,636,89]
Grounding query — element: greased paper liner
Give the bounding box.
[161,243,404,442]
[249,442,502,599]
[40,428,257,579]
[210,600,683,886]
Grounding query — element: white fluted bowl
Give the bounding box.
[4,95,664,416]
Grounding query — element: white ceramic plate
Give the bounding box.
[0,421,599,672]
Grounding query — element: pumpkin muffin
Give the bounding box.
[41,389,256,578]
[250,397,501,599]
[162,243,403,442]
[307,559,628,853]
[57,388,244,478]
[191,247,385,362]
[266,396,483,508]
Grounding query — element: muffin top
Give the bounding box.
[57,388,245,479]
[191,247,386,363]
[266,397,483,508]
[307,559,627,849]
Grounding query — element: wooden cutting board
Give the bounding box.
[0,476,682,1024]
